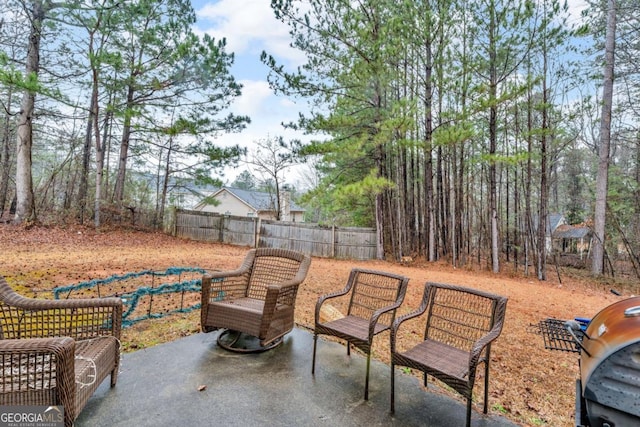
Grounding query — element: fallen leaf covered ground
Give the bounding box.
[0,224,633,426]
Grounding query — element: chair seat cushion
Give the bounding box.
[397,339,469,380]
[73,336,119,417]
[74,337,118,390]
[317,315,389,342]
[217,297,265,312]
[207,298,291,338]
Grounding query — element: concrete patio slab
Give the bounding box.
[77,328,519,426]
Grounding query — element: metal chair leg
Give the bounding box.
[312,333,318,375]
[390,362,395,413]
[364,353,371,400]
[483,359,490,414]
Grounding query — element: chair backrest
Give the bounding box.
[347,269,408,326]
[246,248,311,302]
[423,282,507,352]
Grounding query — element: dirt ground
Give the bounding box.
[0,224,630,427]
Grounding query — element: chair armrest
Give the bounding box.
[201,248,255,302]
[261,285,281,327]
[314,282,354,324]
[468,318,506,370]
[257,282,301,338]
[274,280,302,303]
[203,267,248,281]
[469,296,507,367]
[368,298,405,340]
[390,300,429,351]
[262,280,301,312]
[0,337,76,414]
[1,295,122,341]
[202,269,251,303]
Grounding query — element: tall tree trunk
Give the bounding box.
[457,9,471,267]
[85,9,108,228]
[76,96,94,224]
[0,87,14,214]
[113,83,135,205]
[634,135,640,256]
[424,38,436,262]
[375,143,385,260]
[537,49,549,281]
[89,47,103,227]
[93,86,104,228]
[592,0,617,276]
[513,101,520,270]
[159,140,173,227]
[505,113,511,263]
[488,1,500,273]
[525,58,534,277]
[14,0,47,224]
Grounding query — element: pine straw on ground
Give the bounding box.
[0,224,630,427]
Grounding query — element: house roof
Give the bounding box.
[552,224,591,239]
[532,213,565,234]
[172,182,218,200]
[548,213,564,233]
[211,187,305,212]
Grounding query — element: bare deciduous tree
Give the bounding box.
[244,136,298,220]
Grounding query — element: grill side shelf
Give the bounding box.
[531,318,584,353]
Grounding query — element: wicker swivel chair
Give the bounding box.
[390,282,508,427]
[201,248,311,353]
[312,268,409,400]
[0,276,122,427]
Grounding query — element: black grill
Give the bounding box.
[532,297,640,427]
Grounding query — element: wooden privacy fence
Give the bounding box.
[168,209,377,260]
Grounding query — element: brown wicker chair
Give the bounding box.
[0,276,122,427]
[312,268,409,400]
[390,282,508,427]
[201,248,311,353]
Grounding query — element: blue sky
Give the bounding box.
[192,0,311,185]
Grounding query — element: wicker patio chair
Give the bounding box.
[390,282,508,427]
[0,275,122,427]
[312,268,409,400]
[201,248,311,353]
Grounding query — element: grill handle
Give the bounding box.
[624,306,640,317]
[565,320,592,358]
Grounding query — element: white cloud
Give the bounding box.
[566,0,588,26]
[195,0,305,66]
[278,98,297,109]
[214,77,305,149]
[233,79,273,116]
[230,79,305,129]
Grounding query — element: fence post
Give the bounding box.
[255,217,261,248]
[171,207,178,237]
[219,215,226,243]
[289,218,293,250]
[332,225,336,258]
